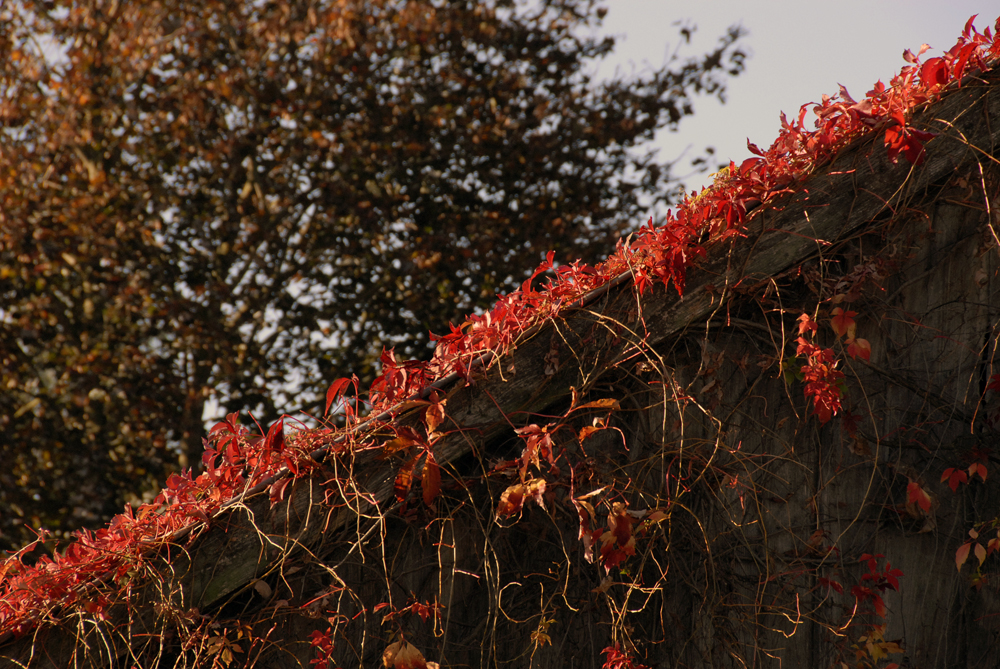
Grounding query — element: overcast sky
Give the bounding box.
[593,1,993,193]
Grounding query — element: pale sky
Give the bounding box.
[594,1,993,193]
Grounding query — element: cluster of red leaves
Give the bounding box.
[497,478,549,518]
[3,14,1000,643]
[572,499,667,573]
[942,459,988,493]
[494,397,620,518]
[492,418,560,517]
[793,297,871,423]
[388,393,446,509]
[850,553,903,619]
[584,502,637,571]
[373,15,999,416]
[374,599,442,625]
[822,555,904,666]
[830,306,872,361]
[602,645,649,669]
[939,446,992,571]
[0,411,332,636]
[795,314,845,424]
[308,627,340,669]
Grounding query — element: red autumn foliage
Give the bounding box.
[421,453,441,508]
[830,308,857,339]
[376,599,443,625]
[846,337,872,361]
[325,377,356,416]
[3,13,1000,652]
[850,554,903,619]
[497,478,548,518]
[797,313,819,337]
[309,627,339,669]
[795,332,845,425]
[942,467,969,493]
[602,644,649,669]
[597,503,638,571]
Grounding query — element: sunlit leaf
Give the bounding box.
[421,453,441,507]
[956,542,972,570]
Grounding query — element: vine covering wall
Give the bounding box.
[3,14,1000,669]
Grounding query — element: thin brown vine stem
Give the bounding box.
[931,116,1000,255]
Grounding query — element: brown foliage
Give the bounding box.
[0,0,745,551]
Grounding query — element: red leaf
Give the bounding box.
[325,377,353,415]
[497,483,525,517]
[408,601,441,623]
[423,396,446,436]
[884,564,903,591]
[818,576,843,595]
[383,426,422,456]
[988,373,1000,392]
[633,267,652,295]
[975,542,987,566]
[264,416,285,454]
[860,552,883,573]
[920,58,948,87]
[906,481,932,512]
[573,497,597,538]
[963,14,979,39]
[941,467,968,492]
[969,462,988,482]
[421,453,441,507]
[269,477,292,507]
[525,478,547,509]
[797,313,818,336]
[608,502,633,547]
[885,123,936,165]
[497,478,546,517]
[846,337,871,361]
[830,307,856,338]
[873,594,887,618]
[739,156,761,173]
[394,456,418,503]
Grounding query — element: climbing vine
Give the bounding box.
[3,13,1000,669]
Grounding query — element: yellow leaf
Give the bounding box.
[956,541,971,570]
[253,579,272,599]
[975,541,987,566]
[530,630,551,647]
